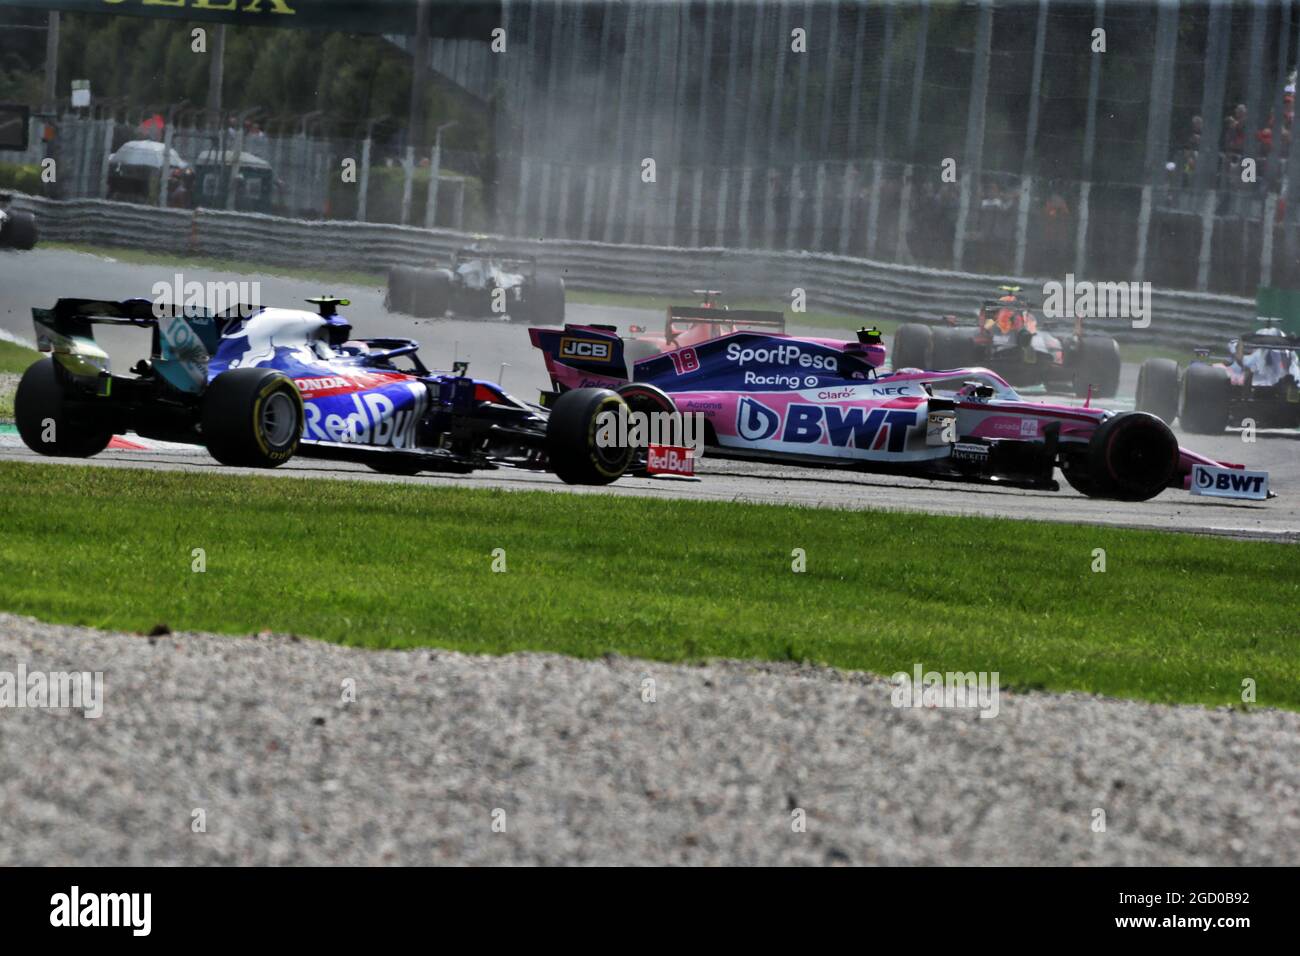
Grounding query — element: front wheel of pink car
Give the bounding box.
[1065,412,1179,502]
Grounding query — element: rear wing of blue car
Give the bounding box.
[33,297,246,394]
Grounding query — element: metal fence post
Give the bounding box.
[426,143,441,229]
[1194,0,1231,291]
[898,1,929,264]
[580,165,596,240]
[226,122,246,212]
[667,166,681,246]
[812,161,827,251]
[556,163,571,238]
[357,133,372,222]
[1260,5,1291,286]
[786,164,802,251]
[158,118,174,208]
[98,117,114,199]
[764,166,777,249]
[739,166,753,245]
[845,4,867,160]
[1014,0,1048,277]
[1261,192,1278,287]
[1074,0,1104,279]
[818,0,840,158]
[715,166,731,246]
[895,164,912,262]
[1283,9,1300,279]
[516,157,531,237]
[538,161,553,237]
[400,145,415,226]
[604,4,638,243]
[842,163,857,256]
[865,2,894,257]
[1135,0,1178,282]
[953,0,993,271]
[691,168,704,247]
[696,0,714,166]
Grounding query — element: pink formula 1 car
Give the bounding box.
[529,323,1271,502]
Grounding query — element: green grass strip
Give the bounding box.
[0,461,1294,710]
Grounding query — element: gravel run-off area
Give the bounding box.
[0,612,1296,865]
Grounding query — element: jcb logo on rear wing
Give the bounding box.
[559,337,614,362]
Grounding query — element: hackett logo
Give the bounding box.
[101,0,297,15]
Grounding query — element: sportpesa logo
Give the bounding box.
[725,341,838,372]
[559,337,614,363]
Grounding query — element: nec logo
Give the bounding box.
[559,337,614,362]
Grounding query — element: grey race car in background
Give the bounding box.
[0,192,37,250]
[1136,324,1300,433]
[385,244,565,324]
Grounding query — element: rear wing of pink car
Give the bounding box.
[528,323,629,392]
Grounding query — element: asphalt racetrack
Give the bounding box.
[3,247,1298,868]
[2,247,1297,540]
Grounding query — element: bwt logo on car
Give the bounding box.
[725,341,838,372]
[737,397,917,451]
[1195,465,1266,495]
[302,385,425,447]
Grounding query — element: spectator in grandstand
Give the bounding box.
[1224,104,1247,157]
[1042,184,1071,268]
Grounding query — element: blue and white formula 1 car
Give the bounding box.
[15,296,635,484]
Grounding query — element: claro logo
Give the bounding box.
[559,337,614,363]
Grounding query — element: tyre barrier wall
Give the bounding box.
[9,193,1259,350]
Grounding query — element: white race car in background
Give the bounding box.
[0,192,37,250]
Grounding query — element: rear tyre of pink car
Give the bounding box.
[1065,411,1179,502]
